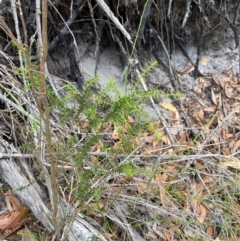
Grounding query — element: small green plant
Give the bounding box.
[31,61,167,209]
[120,163,158,178]
[17,229,43,241]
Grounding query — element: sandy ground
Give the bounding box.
[47,37,240,123]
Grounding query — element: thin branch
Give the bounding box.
[10,0,24,67]
[167,0,173,19]
[0,92,37,122]
[181,0,193,29]
[137,0,154,48]
[147,22,175,88]
[209,3,239,49]
[96,0,132,43]
[152,50,175,88]
[0,153,35,159]
[48,0,87,53]
[233,1,240,25]
[194,0,204,81]
[87,0,99,75]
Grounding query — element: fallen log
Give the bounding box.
[0,138,110,241]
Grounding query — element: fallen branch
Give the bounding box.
[0,139,111,241]
[96,0,132,43]
[48,0,87,52]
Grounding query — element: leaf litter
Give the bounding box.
[82,69,240,241]
[1,43,240,241]
[0,190,29,239]
[28,64,240,240]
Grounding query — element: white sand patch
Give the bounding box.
[47,37,240,123]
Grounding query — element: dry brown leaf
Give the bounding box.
[165,165,179,180]
[231,103,240,112]
[234,125,240,130]
[0,207,29,235]
[207,226,214,237]
[179,65,195,76]
[198,204,208,223]
[139,132,150,138]
[202,176,213,184]
[90,156,101,166]
[229,139,237,150]
[221,156,240,169]
[228,93,240,100]
[229,81,240,88]
[224,82,233,98]
[232,140,240,154]
[81,122,89,130]
[155,175,163,187]
[162,135,170,145]
[197,77,204,95]
[144,232,158,239]
[152,140,158,148]
[194,200,201,215]
[179,132,188,145]
[159,102,177,112]
[135,181,148,194]
[91,143,102,152]
[173,111,181,124]
[196,161,203,169]
[163,230,171,241]
[103,232,115,239]
[195,109,204,124]
[221,146,231,156]
[222,75,233,83]
[222,133,234,140]
[218,93,222,108]
[201,57,208,66]
[204,107,216,112]
[232,75,238,83]
[127,115,135,123]
[140,135,154,144]
[155,175,166,206]
[211,88,218,105]
[212,75,221,86]
[0,214,11,229]
[113,142,119,150]
[5,190,22,212]
[140,134,160,148]
[112,128,120,140]
[218,78,226,89]
[116,176,132,184]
